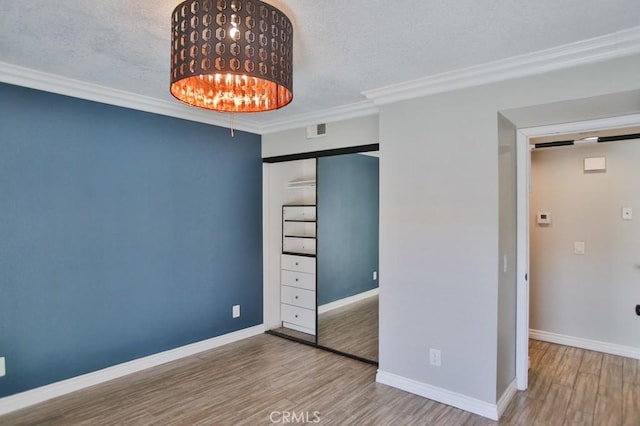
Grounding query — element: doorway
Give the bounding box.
[515,113,640,390]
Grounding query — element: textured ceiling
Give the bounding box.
[0,0,639,128]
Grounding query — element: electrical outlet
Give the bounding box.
[429,348,441,367]
[232,305,240,318]
[373,271,378,281]
[0,357,5,377]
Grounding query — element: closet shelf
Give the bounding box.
[287,179,316,189]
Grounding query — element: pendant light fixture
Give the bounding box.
[170,0,293,113]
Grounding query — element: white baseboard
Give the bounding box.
[376,370,499,421]
[497,378,517,419]
[529,329,640,360]
[318,288,378,314]
[0,324,265,416]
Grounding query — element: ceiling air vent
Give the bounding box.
[306,123,327,139]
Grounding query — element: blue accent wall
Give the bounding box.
[317,154,379,305]
[0,83,263,398]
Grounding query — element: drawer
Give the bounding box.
[281,270,315,291]
[281,285,315,310]
[281,254,315,274]
[281,303,315,330]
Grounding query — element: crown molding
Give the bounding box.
[0,62,262,134]
[363,26,640,106]
[259,100,378,134]
[2,26,639,134]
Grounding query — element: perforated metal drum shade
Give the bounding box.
[170,0,293,113]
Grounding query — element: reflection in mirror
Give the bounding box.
[269,158,318,345]
[317,152,379,362]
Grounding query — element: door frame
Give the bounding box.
[515,113,640,390]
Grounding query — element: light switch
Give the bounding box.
[622,207,633,220]
[574,242,585,255]
[232,305,240,318]
[0,357,5,377]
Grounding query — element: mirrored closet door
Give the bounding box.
[265,147,379,363]
[316,152,379,362]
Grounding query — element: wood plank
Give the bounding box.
[593,395,622,426]
[622,357,640,385]
[563,372,598,426]
[500,391,543,425]
[622,383,640,426]
[580,350,603,376]
[532,383,572,425]
[553,346,583,387]
[598,354,624,399]
[527,370,553,402]
[539,344,568,376]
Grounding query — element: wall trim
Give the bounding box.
[0,61,261,134]
[529,329,640,360]
[318,288,379,314]
[363,26,640,106]
[497,379,518,419]
[0,325,266,416]
[376,370,499,421]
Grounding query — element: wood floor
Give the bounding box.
[1,336,638,425]
[502,339,640,425]
[318,295,378,362]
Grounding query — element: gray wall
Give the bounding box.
[262,53,640,407]
[378,54,640,404]
[317,154,379,305]
[530,140,640,348]
[497,114,517,396]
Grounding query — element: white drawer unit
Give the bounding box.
[281,303,316,334]
[281,285,316,310]
[280,205,317,336]
[281,254,315,274]
[281,269,315,291]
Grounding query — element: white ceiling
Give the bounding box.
[0,1,639,133]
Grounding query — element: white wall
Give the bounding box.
[262,114,379,158]
[530,140,640,348]
[378,53,640,406]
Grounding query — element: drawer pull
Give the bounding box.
[295,262,299,266]
[295,314,299,318]
[295,278,299,282]
[295,296,299,299]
